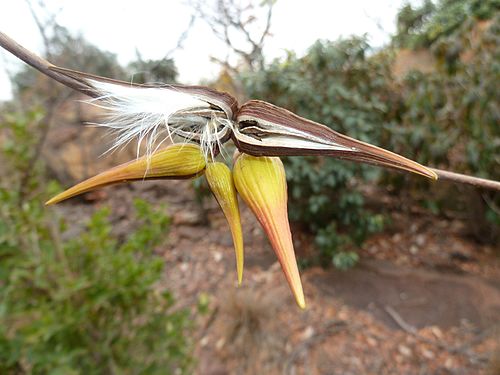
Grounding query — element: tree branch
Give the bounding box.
[165,15,196,58]
[431,168,500,192]
[189,0,273,71]
[0,31,91,96]
[25,0,53,60]
[384,305,491,363]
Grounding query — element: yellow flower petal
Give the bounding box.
[46,144,205,205]
[233,154,305,309]
[205,162,244,285]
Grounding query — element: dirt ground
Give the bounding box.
[55,177,500,375]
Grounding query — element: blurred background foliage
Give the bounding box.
[393,0,499,48]
[241,0,499,267]
[0,112,194,373]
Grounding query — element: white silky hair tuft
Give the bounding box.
[85,79,217,159]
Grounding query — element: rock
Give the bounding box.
[445,358,454,369]
[215,337,225,351]
[200,336,210,347]
[422,349,435,359]
[392,233,403,242]
[173,210,203,226]
[430,326,443,339]
[301,326,315,340]
[398,344,412,357]
[213,251,223,263]
[409,245,419,255]
[416,234,426,247]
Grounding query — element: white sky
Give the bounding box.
[0,0,418,101]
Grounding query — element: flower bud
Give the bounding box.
[233,154,305,308]
[205,162,244,285]
[46,144,205,205]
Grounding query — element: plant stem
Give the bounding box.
[431,168,500,192]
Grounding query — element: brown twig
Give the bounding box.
[384,305,417,334]
[131,15,195,83]
[431,168,500,192]
[0,31,91,96]
[165,15,196,58]
[384,305,491,363]
[197,305,219,340]
[284,319,355,374]
[189,0,273,71]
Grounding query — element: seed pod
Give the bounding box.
[233,153,305,309]
[205,162,244,285]
[46,143,205,205]
[233,100,438,180]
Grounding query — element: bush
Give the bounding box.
[0,111,193,374]
[390,7,499,182]
[388,6,500,241]
[241,1,500,262]
[393,0,499,49]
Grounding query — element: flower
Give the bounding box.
[233,154,305,308]
[46,144,307,308]
[205,161,244,285]
[42,66,438,309]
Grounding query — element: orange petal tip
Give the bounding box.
[233,153,305,308]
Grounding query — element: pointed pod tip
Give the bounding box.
[237,269,243,286]
[415,165,439,181]
[289,275,306,309]
[44,144,205,205]
[235,240,244,286]
[297,296,306,310]
[45,197,58,206]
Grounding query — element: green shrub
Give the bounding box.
[388,7,500,240]
[0,111,193,374]
[390,11,499,182]
[393,0,499,48]
[241,1,500,260]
